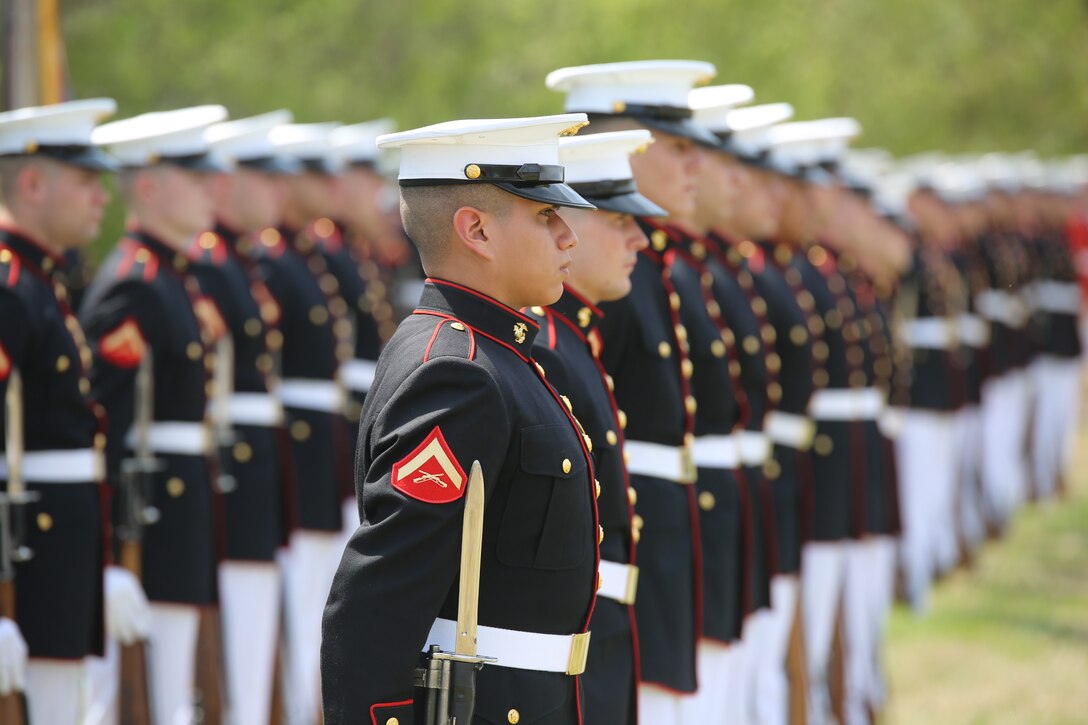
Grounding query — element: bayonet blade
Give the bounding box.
[4,368,23,498]
[455,461,485,657]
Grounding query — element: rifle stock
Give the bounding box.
[119,540,153,725]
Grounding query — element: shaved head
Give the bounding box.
[399,183,512,266]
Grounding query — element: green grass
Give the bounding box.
[884,430,1088,724]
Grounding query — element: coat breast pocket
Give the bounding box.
[497,424,590,571]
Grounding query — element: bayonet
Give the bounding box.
[210,334,237,494]
[414,460,493,724]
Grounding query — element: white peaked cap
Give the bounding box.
[688,84,756,133]
[0,98,116,155]
[206,109,292,161]
[92,105,230,169]
[767,118,862,170]
[559,129,652,184]
[546,60,716,114]
[558,130,666,216]
[377,114,586,182]
[377,114,595,209]
[269,122,343,174]
[333,118,396,165]
[546,60,720,145]
[723,103,795,158]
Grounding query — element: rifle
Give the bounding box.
[414,461,494,724]
[117,353,162,725]
[2,370,38,724]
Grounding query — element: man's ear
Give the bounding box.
[452,205,495,261]
[17,162,48,205]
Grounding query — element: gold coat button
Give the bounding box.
[37,512,53,531]
[507,709,521,725]
[310,306,329,325]
[465,164,482,180]
[814,434,833,456]
[763,459,782,479]
[266,330,284,350]
[698,491,716,511]
[584,434,593,452]
[233,442,253,463]
[167,477,186,497]
[561,395,573,412]
[681,359,693,379]
[244,318,262,337]
[606,430,618,446]
[669,292,681,311]
[79,378,90,395]
[751,297,768,316]
[605,374,615,391]
[595,479,601,498]
[530,306,545,316]
[617,410,627,430]
[766,353,782,373]
[598,525,605,544]
[633,514,644,531]
[685,396,697,415]
[674,325,688,343]
[450,322,465,331]
[790,325,808,345]
[627,487,638,506]
[658,341,671,358]
[710,340,726,358]
[187,342,203,360]
[813,369,830,388]
[94,432,107,450]
[291,420,311,441]
[743,336,760,355]
[761,324,777,344]
[768,382,783,403]
[562,458,572,474]
[706,300,720,318]
[386,719,400,725]
[632,527,641,543]
[56,355,71,372]
[534,362,546,377]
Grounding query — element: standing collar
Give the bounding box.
[0,225,66,277]
[416,278,541,352]
[546,285,604,337]
[125,228,192,272]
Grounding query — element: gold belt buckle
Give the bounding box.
[623,565,640,606]
[565,631,592,675]
[679,438,697,484]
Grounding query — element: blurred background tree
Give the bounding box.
[5,0,1088,259]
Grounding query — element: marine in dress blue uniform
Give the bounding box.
[81,104,232,725]
[546,61,727,724]
[321,114,601,725]
[526,130,664,725]
[0,98,124,723]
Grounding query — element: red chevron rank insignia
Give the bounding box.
[0,341,10,381]
[98,317,147,369]
[391,426,467,504]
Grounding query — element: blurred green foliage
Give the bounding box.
[14,0,1088,260]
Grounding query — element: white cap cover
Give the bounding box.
[377,114,595,209]
[92,104,230,171]
[0,98,118,170]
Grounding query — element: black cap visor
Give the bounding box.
[18,144,120,172]
[154,152,232,174]
[586,190,667,217]
[238,155,303,175]
[571,178,666,216]
[638,115,721,148]
[495,181,596,210]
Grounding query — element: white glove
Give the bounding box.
[0,617,27,696]
[105,566,152,645]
